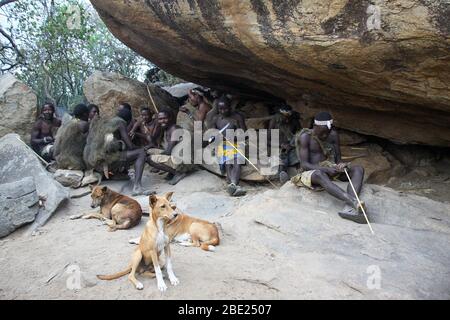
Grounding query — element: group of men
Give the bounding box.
[30,88,367,224]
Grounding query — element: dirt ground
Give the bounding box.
[0,168,449,300]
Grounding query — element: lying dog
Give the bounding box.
[97,192,179,291]
[129,200,220,251]
[75,185,142,231]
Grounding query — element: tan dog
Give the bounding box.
[97,192,179,291]
[78,185,142,231]
[129,212,220,251]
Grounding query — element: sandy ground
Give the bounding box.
[0,168,449,300]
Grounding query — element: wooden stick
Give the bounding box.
[146,84,159,114]
[344,168,374,234]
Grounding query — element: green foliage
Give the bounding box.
[1,0,151,108]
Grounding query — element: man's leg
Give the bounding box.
[311,170,356,207]
[279,151,289,184]
[311,170,366,223]
[125,149,150,195]
[346,165,364,198]
[226,164,246,196]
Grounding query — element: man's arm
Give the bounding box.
[118,122,136,150]
[162,127,179,155]
[30,121,47,145]
[129,118,142,138]
[196,102,211,122]
[329,129,342,164]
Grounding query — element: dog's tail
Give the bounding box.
[97,265,131,280]
[200,237,220,252]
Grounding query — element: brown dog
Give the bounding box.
[97,192,179,291]
[129,212,220,251]
[80,185,142,231]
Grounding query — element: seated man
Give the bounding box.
[146,108,189,185]
[269,104,302,184]
[178,88,211,132]
[294,111,367,223]
[214,95,247,197]
[54,103,90,170]
[129,107,160,147]
[30,102,62,162]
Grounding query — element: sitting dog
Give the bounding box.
[97,192,179,291]
[129,213,220,251]
[76,185,142,231]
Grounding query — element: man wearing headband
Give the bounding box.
[293,111,367,224]
[178,88,212,132]
[269,104,302,184]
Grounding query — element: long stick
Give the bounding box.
[222,136,278,188]
[14,136,50,167]
[344,168,374,234]
[146,84,159,114]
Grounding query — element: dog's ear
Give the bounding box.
[164,191,174,202]
[101,186,107,192]
[150,194,158,208]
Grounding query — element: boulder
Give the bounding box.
[341,143,392,184]
[53,170,84,188]
[239,101,271,118]
[91,0,450,147]
[245,116,272,130]
[163,82,200,98]
[0,134,69,233]
[83,71,179,118]
[0,177,39,238]
[0,73,37,142]
[338,129,367,146]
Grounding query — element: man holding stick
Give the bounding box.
[293,111,368,224]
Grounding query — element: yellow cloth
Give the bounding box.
[291,160,337,190]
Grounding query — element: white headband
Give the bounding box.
[314,119,333,129]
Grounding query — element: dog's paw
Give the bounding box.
[69,214,83,220]
[107,227,117,232]
[158,281,168,292]
[169,276,179,286]
[135,282,144,290]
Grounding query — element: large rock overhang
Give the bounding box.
[90,0,450,146]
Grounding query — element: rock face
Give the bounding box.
[0,177,40,238]
[163,82,199,98]
[0,73,37,142]
[53,169,84,188]
[90,0,450,147]
[83,71,180,117]
[0,134,69,234]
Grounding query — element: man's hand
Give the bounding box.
[43,136,54,144]
[335,162,350,172]
[281,143,291,151]
[129,130,136,139]
[179,106,188,113]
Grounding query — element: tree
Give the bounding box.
[1,0,151,109]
